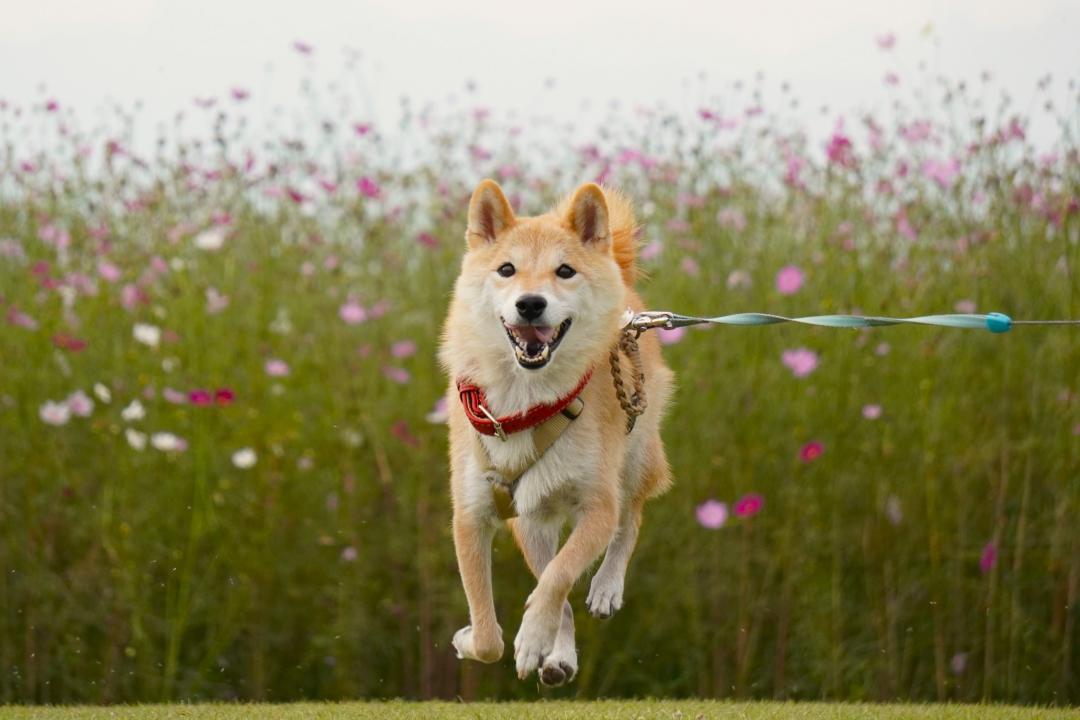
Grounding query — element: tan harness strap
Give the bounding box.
[481,396,584,520]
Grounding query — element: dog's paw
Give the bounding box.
[539,646,578,687]
[452,625,503,663]
[513,603,560,679]
[586,572,624,618]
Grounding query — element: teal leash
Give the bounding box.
[624,310,1080,335]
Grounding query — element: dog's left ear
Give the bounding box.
[466,179,515,248]
[565,183,610,249]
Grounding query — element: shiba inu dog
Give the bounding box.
[439,180,673,686]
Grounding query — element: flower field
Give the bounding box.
[1,41,1079,705]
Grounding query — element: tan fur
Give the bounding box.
[439,180,673,684]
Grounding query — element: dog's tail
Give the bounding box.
[602,187,639,286]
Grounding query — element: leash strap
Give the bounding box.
[625,310,1023,334]
[480,396,585,520]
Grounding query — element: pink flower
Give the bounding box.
[417,232,438,248]
[862,404,883,420]
[727,269,752,289]
[265,359,290,377]
[782,348,819,377]
[215,388,235,405]
[98,261,122,283]
[639,240,663,261]
[775,265,804,295]
[205,287,229,314]
[426,396,449,424]
[884,72,900,86]
[231,87,250,101]
[922,158,962,189]
[383,366,411,384]
[657,326,686,345]
[339,299,367,325]
[66,390,94,417]
[895,210,917,241]
[341,546,359,562]
[695,500,728,529]
[293,40,313,55]
[6,307,38,330]
[734,493,764,518]
[40,400,71,426]
[825,128,857,169]
[680,257,700,276]
[980,541,997,574]
[800,441,824,463]
[357,176,380,199]
[954,299,976,314]
[391,340,417,359]
[189,389,213,406]
[875,32,896,50]
[121,284,146,312]
[162,387,187,404]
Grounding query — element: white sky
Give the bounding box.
[2,0,1077,146]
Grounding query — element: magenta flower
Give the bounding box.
[189,389,213,406]
[862,404,883,420]
[417,232,438,248]
[734,493,764,518]
[391,419,419,447]
[265,359,290,377]
[782,348,819,378]
[825,129,857,169]
[657,326,686,346]
[215,388,235,405]
[339,299,367,325]
[357,176,380,199]
[695,500,728,529]
[231,87,250,101]
[800,441,824,463]
[391,340,417,359]
[980,542,997,574]
[52,334,87,352]
[775,265,805,295]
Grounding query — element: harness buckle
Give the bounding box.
[476,403,508,441]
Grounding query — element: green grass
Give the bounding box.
[4,702,1080,720]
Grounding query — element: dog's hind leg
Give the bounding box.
[511,518,577,686]
[451,513,504,663]
[585,498,642,618]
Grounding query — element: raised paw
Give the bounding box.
[586,572,624,618]
[452,624,503,663]
[513,603,561,679]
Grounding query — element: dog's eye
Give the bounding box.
[496,263,515,277]
[555,264,576,279]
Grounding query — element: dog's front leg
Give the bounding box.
[513,486,618,679]
[452,512,503,663]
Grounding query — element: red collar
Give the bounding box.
[457,370,592,439]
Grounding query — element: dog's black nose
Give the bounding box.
[515,294,547,322]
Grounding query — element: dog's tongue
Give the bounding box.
[515,325,555,343]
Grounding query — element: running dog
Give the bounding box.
[439,180,673,685]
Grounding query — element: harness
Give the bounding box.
[455,326,649,520]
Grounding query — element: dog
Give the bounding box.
[439,180,674,686]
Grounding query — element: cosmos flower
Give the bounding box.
[66,390,94,417]
[862,404,883,420]
[923,158,962,189]
[231,448,257,469]
[151,432,187,452]
[800,441,824,463]
[639,240,663,261]
[954,299,976,314]
[133,323,161,348]
[657,327,686,345]
[265,359,290,377]
[426,397,449,424]
[194,227,227,251]
[162,387,187,404]
[734,493,764,518]
[121,400,146,422]
[125,428,147,451]
[775,265,804,295]
[93,383,112,403]
[341,546,359,562]
[40,400,71,426]
[782,348,819,377]
[215,388,235,405]
[339,299,367,325]
[695,499,728,529]
[206,287,229,314]
[876,33,896,50]
[357,177,380,199]
[980,542,997,574]
[98,261,122,283]
[383,366,411,384]
[727,269,752,289]
[391,340,417,359]
[189,389,213,406]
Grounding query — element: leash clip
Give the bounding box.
[624,310,675,336]
[476,404,508,441]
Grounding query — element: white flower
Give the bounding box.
[194,226,227,251]
[66,390,94,417]
[121,399,145,422]
[126,428,147,451]
[133,323,161,348]
[231,447,257,469]
[40,400,71,426]
[151,432,187,452]
[93,382,112,403]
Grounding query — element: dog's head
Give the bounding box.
[452,180,627,375]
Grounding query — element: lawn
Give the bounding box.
[4,701,1079,720]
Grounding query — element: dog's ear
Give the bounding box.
[565,183,610,248]
[466,179,515,247]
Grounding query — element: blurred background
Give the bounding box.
[1,0,1078,705]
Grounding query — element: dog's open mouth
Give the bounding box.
[502,318,572,369]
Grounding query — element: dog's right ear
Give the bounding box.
[466,180,515,248]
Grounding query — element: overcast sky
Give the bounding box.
[3,0,1077,146]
